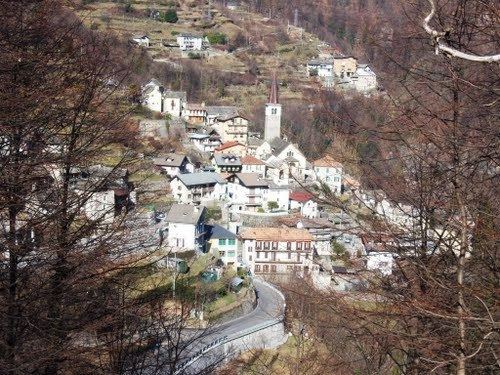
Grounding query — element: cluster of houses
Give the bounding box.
[306,54,378,93]
[137,74,396,286]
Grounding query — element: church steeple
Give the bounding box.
[264,72,282,142]
[268,72,279,104]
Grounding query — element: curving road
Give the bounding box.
[178,278,286,374]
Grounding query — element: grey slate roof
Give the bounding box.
[234,173,269,188]
[176,172,226,187]
[188,133,210,140]
[206,106,239,117]
[307,59,333,66]
[214,154,241,167]
[248,136,265,147]
[153,153,187,167]
[164,91,187,100]
[269,137,290,156]
[207,224,237,239]
[166,204,205,224]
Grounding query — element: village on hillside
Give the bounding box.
[75,68,415,294]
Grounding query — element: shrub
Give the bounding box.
[309,68,318,77]
[159,8,178,23]
[187,52,201,59]
[267,201,279,210]
[205,31,227,45]
[278,46,294,53]
[171,30,179,36]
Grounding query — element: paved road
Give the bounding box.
[179,278,286,374]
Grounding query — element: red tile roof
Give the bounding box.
[239,227,313,241]
[289,191,314,203]
[313,155,343,168]
[240,155,265,165]
[215,141,244,151]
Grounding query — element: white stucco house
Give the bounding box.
[177,33,206,51]
[307,59,334,78]
[166,204,206,252]
[313,155,343,194]
[153,154,194,178]
[226,173,269,211]
[170,172,227,204]
[289,191,318,219]
[264,181,289,211]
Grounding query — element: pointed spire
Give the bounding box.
[268,72,279,104]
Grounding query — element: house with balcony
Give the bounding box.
[183,103,207,125]
[165,204,206,252]
[170,172,227,204]
[239,227,317,275]
[212,154,242,173]
[188,131,221,153]
[226,173,269,211]
[277,215,335,256]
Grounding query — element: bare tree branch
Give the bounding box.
[423,0,500,62]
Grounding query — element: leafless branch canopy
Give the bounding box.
[423,0,500,62]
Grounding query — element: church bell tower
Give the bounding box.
[264,73,282,142]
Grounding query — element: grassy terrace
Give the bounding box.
[132,252,250,322]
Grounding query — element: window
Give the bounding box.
[256,241,262,250]
[287,150,294,157]
[271,108,277,115]
[255,264,261,272]
[287,242,292,250]
[271,265,277,273]
[219,251,226,257]
[264,241,270,250]
[228,250,235,257]
[265,252,269,259]
[228,239,236,245]
[263,265,269,272]
[257,252,261,259]
[297,242,302,250]
[287,265,293,271]
[218,239,226,246]
[272,241,278,250]
[304,242,311,250]
[288,252,291,259]
[171,100,175,110]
